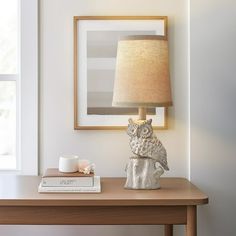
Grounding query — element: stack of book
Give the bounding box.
[38,168,101,193]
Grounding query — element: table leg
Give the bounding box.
[164,224,173,236]
[186,205,197,236]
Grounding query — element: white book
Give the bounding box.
[41,168,94,187]
[41,177,93,187]
[38,176,101,193]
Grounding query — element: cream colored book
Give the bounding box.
[42,168,94,187]
[38,176,101,193]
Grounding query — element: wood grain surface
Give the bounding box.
[0,176,208,234]
[0,206,186,225]
[0,177,208,206]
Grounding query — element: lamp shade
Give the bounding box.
[112,35,172,107]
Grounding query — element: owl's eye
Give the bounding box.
[139,124,153,138]
[143,128,148,134]
[127,124,138,137]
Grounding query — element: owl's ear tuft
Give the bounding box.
[128,118,133,124]
[147,119,152,125]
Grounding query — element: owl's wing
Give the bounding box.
[156,148,169,171]
[153,138,169,171]
[129,136,170,171]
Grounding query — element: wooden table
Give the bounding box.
[0,176,208,236]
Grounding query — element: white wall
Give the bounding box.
[39,0,188,236]
[190,0,236,235]
[39,0,188,179]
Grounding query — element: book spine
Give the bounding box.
[38,176,101,193]
[41,177,93,187]
[38,187,101,193]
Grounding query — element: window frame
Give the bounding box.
[0,0,38,175]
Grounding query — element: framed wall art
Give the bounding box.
[74,16,168,130]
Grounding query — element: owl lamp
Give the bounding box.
[112,35,172,189]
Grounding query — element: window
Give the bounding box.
[0,0,38,174]
[0,0,18,170]
[0,81,17,169]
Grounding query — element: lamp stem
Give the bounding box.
[138,107,147,120]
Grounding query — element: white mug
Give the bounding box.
[59,155,78,173]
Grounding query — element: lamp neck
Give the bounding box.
[138,107,147,120]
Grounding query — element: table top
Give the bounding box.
[0,176,208,206]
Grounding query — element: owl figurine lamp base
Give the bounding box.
[125,107,169,190]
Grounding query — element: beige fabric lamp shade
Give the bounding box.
[112,35,172,108]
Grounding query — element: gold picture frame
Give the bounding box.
[74,16,169,130]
